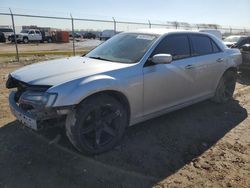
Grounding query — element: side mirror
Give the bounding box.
[152,54,172,64]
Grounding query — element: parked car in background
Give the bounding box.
[0,32,6,43]
[10,29,42,43]
[223,35,250,48]
[99,30,116,40]
[239,44,250,72]
[69,32,82,38]
[6,29,241,154]
[0,27,14,41]
[83,32,96,39]
[199,29,222,39]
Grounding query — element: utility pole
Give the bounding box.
[70,13,75,56]
[9,8,19,62]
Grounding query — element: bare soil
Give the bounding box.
[0,39,101,53]
[0,65,250,188]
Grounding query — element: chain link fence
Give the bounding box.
[0,9,250,62]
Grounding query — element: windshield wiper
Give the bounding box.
[88,56,112,62]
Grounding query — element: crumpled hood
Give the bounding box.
[11,56,132,86]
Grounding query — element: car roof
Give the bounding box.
[127,28,227,50]
[127,28,206,36]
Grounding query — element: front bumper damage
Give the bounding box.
[9,91,38,130]
[9,91,72,130]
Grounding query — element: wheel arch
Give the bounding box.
[212,66,237,103]
[78,90,131,125]
[22,36,28,42]
[224,66,237,74]
[214,66,238,92]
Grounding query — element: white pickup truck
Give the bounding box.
[10,29,42,43]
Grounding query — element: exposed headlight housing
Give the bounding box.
[19,91,57,108]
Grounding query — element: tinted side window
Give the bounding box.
[35,31,40,34]
[29,30,35,34]
[190,35,213,56]
[152,35,190,60]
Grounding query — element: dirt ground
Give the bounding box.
[0,39,101,65]
[0,39,101,53]
[0,64,250,188]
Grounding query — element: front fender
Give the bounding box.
[48,75,126,107]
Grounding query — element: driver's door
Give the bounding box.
[143,34,197,116]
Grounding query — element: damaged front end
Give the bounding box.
[6,75,71,130]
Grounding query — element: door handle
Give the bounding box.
[216,58,224,62]
[185,65,194,69]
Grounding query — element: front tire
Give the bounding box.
[212,70,237,103]
[66,94,128,155]
[23,37,29,44]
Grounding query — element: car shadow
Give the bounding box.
[96,99,247,178]
[0,98,247,187]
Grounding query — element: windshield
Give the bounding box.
[86,33,158,63]
[224,36,244,43]
[20,30,29,33]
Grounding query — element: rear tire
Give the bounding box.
[212,70,237,103]
[66,94,128,155]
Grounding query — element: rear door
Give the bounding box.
[143,34,197,115]
[35,30,42,41]
[188,34,225,97]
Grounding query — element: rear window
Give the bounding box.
[190,35,213,56]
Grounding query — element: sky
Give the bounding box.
[0,0,249,31]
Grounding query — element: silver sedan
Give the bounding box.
[7,29,242,154]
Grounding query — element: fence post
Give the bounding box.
[173,22,178,30]
[229,26,232,35]
[148,20,151,29]
[112,17,116,34]
[70,14,75,56]
[9,8,19,62]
